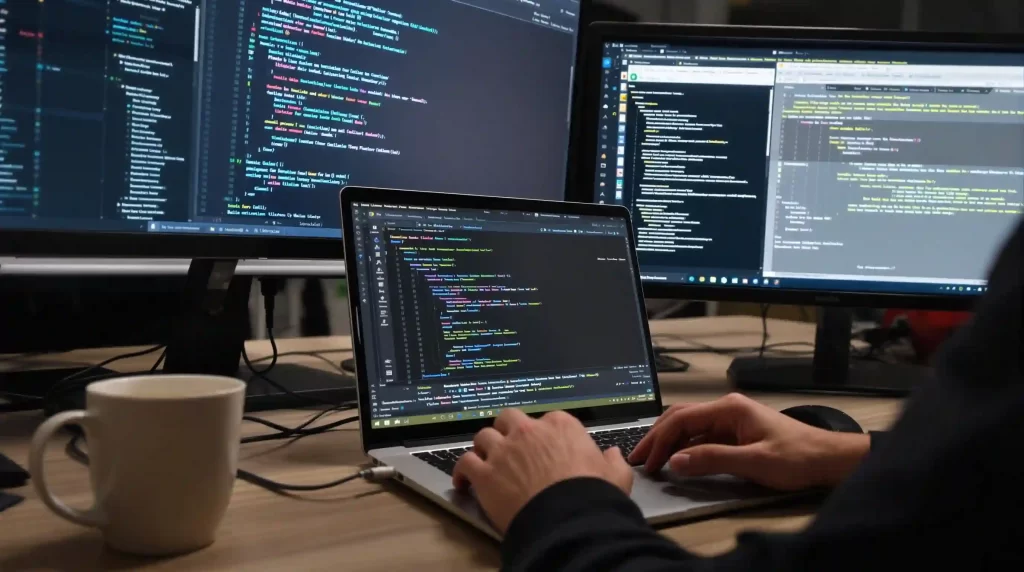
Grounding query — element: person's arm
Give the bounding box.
[497,220,1023,571]
[501,479,694,572]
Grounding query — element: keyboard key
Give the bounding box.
[413,427,651,476]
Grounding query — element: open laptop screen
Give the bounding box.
[349,201,656,429]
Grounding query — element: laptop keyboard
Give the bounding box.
[413,425,652,476]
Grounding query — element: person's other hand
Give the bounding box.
[452,409,634,534]
[628,393,870,491]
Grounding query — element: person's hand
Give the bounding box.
[452,409,634,533]
[628,393,870,491]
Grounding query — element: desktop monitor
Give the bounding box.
[0,0,587,409]
[0,0,587,262]
[571,24,1024,395]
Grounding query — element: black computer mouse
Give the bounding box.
[781,405,864,434]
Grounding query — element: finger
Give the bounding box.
[628,403,695,463]
[493,408,532,436]
[603,447,635,494]
[452,451,490,491]
[643,399,742,473]
[653,403,696,429]
[473,427,505,459]
[669,443,758,479]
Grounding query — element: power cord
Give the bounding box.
[759,303,771,358]
[64,410,389,494]
[150,349,167,373]
[241,408,359,444]
[239,278,344,407]
[248,278,281,376]
[250,351,350,376]
[52,344,165,387]
[653,306,818,358]
[236,467,395,493]
[42,345,167,409]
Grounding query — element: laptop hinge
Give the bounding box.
[403,433,477,449]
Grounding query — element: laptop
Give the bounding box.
[340,187,787,539]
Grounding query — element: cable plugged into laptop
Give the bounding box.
[66,433,397,493]
[236,466,397,493]
[361,466,398,483]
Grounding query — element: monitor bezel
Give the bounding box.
[340,186,663,452]
[567,23,1024,311]
[0,1,595,261]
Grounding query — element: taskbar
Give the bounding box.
[148,220,342,239]
[371,392,656,429]
[641,269,987,297]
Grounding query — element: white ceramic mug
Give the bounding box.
[29,375,246,556]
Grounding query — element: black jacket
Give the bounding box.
[502,221,1023,571]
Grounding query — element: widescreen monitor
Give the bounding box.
[574,25,1024,310]
[0,0,586,261]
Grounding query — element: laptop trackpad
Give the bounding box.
[630,467,783,519]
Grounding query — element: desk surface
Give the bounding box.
[0,317,905,571]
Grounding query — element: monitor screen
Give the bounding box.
[348,201,655,428]
[0,0,581,240]
[591,40,1024,297]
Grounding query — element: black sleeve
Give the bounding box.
[503,478,805,572]
[502,221,1024,572]
[867,431,887,451]
[501,478,691,572]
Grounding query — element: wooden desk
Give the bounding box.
[0,317,905,571]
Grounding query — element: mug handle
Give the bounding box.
[29,411,107,528]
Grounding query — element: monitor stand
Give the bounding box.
[728,308,929,398]
[4,260,356,416]
[163,260,356,411]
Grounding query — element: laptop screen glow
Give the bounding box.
[350,202,656,429]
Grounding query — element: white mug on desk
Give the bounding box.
[29,375,245,556]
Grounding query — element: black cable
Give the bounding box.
[248,278,282,376]
[247,328,278,376]
[43,345,166,404]
[150,349,167,373]
[653,341,815,356]
[238,277,342,406]
[66,425,382,494]
[240,403,358,445]
[56,344,165,385]
[759,304,770,358]
[0,390,43,402]
[240,346,339,406]
[236,469,362,492]
[241,410,358,442]
[66,434,90,466]
[250,351,349,375]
